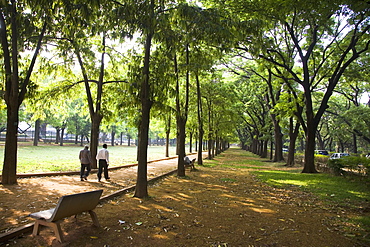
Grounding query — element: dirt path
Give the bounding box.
[0,151,365,247]
[0,154,199,236]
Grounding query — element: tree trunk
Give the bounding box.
[215,136,220,155]
[33,119,40,146]
[165,114,170,157]
[135,100,151,197]
[208,139,213,160]
[302,123,318,173]
[261,140,268,158]
[174,43,190,177]
[165,131,170,157]
[60,128,65,146]
[196,73,203,165]
[111,129,115,146]
[134,27,153,198]
[0,3,46,185]
[207,99,213,160]
[270,141,274,160]
[2,106,19,184]
[73,32,106,168]
[55,128,60,144]
[286,118,300,167]
[177,117,186,176]
[90,114,102,169]
[272,119,284,162]
[189,132,193,153]
[316,131,325,150]
[80,135,84,146]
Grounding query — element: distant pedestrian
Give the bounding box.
[184,156,196,170]
[184,156,191,166]
[96,144,110,182]
[79,145,92,181]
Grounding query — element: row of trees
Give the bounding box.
[211,0,370,171]
[0,1,369,197]
[0,1,239,198]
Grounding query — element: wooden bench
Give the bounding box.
[185,158,196,171]
[29,189,103,243]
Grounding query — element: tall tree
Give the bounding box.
[48,0,125,168]
[0,0,52,184]
[173,3,234,173]
[215,0,370,172]
[114,0,159,198]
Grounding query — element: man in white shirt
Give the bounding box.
[96,144,110,182]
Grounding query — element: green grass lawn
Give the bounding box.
[253,169,369,207]
[0,144,178,173]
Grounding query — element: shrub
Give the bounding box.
[328,156,369,176]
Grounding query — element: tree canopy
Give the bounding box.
[0,0,369,194]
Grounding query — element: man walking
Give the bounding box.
[79,145,92,181]
[96,144,110,182]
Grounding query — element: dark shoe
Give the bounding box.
[81,178,84,181]
[98,178,101,182]
[84,176,88,181]
[106,177,110,180]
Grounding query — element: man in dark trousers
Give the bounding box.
[79,145,92,181]
[96,144,110,182]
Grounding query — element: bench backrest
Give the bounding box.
[49,189,103,222]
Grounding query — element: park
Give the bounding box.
[0,0,369,246]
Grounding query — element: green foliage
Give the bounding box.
[328,156,370,176]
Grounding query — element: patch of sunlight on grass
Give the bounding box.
[252,169,370,208]
[347,190,368,200]
[202,160,219,168]
[268,179,308,187]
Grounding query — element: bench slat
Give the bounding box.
[28,189,103,243]
[50,190,103,222]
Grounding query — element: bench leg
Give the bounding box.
[51,222,64,243]
[89,210,100,227]
[32,220,64,243]
[32,220,41,236]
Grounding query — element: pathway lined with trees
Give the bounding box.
[1,148,367,246]
[0,1,369,200]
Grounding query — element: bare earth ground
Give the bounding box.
[0,151,368,247]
